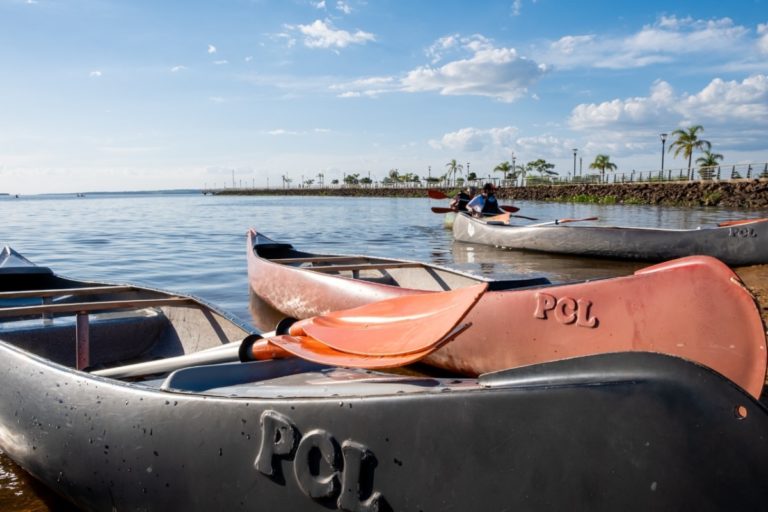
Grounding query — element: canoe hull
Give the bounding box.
[247,230,768,397]
[2,344,768,511]
[452,213,768,266]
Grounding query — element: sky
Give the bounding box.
[1,0,767,194]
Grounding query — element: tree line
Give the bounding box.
[285,125,725,187]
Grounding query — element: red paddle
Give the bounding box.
[245,283,487,367]
[427,189,450,200]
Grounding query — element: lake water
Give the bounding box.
[1,192,766,510]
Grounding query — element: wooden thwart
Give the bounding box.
[307,262,423,273]
[271,256,374,264]
[0,297,194,318]
[0,285,138,300]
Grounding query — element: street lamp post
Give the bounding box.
[660,133,668,173]
[572,149,578,178]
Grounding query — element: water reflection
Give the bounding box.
[449,242,645,283]
[0,193,766,510]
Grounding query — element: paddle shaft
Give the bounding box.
[530,217,598,227]
[432,207,532,218]
[92,330,278,379]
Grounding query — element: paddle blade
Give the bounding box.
[500,205,520,213]
[267,328,465,368]
[289,283,487,356]
[718,218,768,227]
[486,212,511,223]
[431,206,454,214]
[427,189,449,200]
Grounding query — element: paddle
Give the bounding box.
[718,218,768,227]
[92,283,487,379]
[529,216,599,227]
[427,189,450,200]
[431,207,535,219]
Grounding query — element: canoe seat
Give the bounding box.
[161,359,325,392]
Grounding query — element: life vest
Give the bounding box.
[481,195,500,214]
[455,192,471,211]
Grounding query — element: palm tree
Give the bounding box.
[493,161,511,186]
[445,159,464,186]
[589,154,617,183]
[668,125,711,179]
[388,169,400,187]
[521,159,557,184]
[696,150,724,180]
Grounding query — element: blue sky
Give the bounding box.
[1,0,767,193]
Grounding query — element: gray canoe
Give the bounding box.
[452,212,768,266]
[4,247,768,510]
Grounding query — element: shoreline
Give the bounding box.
[212,179,768,208]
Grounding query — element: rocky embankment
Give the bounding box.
[217,179,768,208]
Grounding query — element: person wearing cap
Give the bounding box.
[449,186,476,212]
[466,183,503,216]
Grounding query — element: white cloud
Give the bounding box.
[171,65,187,72]
[272,32,297,48]
[289,19,375,49]
[207,44,217,54]
[404,35,546,102]
[336,1,351,14]
[335,34,547,102]
[681,75,768,121]
[89,70,102,77]
[511,0,522,16]
[538,16,755,70]
[213,60,229,65]
[568,75,768,155]
[758,24,768,55]
[429,126,519,152]
[570,75,768,130]
[209,96,225,103]
[265,128,330,135]
[426,34,459,64]
[313,0,326,8]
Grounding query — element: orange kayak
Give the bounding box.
[247,229,768,398]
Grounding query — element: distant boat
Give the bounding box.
[76,193,86,198]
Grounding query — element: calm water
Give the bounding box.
[1,192,765,510]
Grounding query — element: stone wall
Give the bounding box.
[217,179,768,208]
[496,180,768,208]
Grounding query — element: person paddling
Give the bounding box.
[450,186,476,212]
[467,183,503,216]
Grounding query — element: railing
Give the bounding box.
[514,162,768,187]
[201,162,768,193]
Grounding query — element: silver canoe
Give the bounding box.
[452,213,768,266]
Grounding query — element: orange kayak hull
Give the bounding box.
[247,230,767,397]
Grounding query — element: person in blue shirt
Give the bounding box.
[467,183,503,216]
